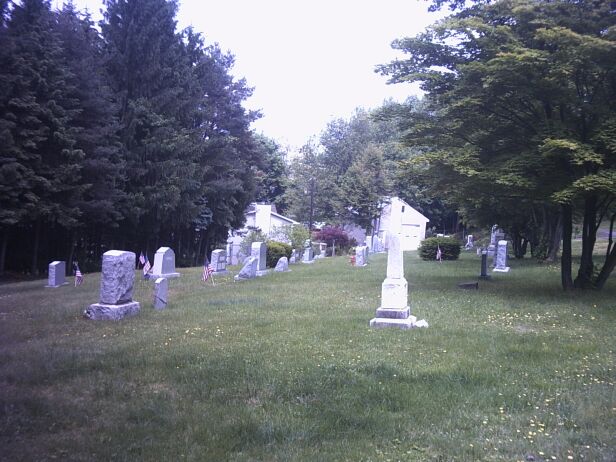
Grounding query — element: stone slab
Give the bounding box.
[458,282,479,290]
[46,261,68,287]
[370,315,418,329]
[493,267,510,273]
[255,269,270,277]
[84,301,140,320]
[153,277,168,310]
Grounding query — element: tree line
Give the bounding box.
[378,0,616,289]
[0,0,286,275]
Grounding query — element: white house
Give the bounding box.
[242,203,299,237]
[227,203,299,264]
[374,197,429,251]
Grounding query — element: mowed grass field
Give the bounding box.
[1,247,615,461]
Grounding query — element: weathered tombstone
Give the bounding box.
[84,250,140,320]
[355,246,367,267]
[366,236,373,253]
[488,225,505,257]
[234,256,258,281]
[493,240,510,272]
[251,241,269,276]
[274,256,289,272]
[465,234,474,250]
[289,249,297,264]
[479,250,491,279]
[370,203,427,329]
[302,239,314,264]
[153,277,168,310]
[46,261,68,288]
[363,246,369,263]
[151,247,180,278]
[211,249,228,274]
[318,242,327,258]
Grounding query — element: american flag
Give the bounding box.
[139,252,146,266]
[74,263,84,286]
[202,257,214,282]
[143,255,151,278]
[436,245,442,262]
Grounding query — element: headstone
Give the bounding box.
[302,239,314,264]
[318,242,327,258]
[465,234,474,250]
[370,203,427,329]
[289,249,297,264]
[493,240,510,272]
[151,247,180,278]
[84,250,140,320]
[355,246,367,267]
[211,249,228,274]
[234,256,258,281]
[251,241,268,276]
[479,250,491,279]
[366,236,373,253]
[153,277,168,310]
[45,261,68,288]
[274,256,289,272]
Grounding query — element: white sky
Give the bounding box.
[67,0,443,150]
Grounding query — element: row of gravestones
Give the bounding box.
[45,246,181,288]
[234,240,325,280]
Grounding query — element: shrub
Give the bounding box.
[314,226,352,254]
[266,241,292,268]
[419,236,461,261]
[274,224,310,251]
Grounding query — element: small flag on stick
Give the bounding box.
[139,252,146,266]
[143,255,151,279]
[74,262,84,286]
[202,257,214,285]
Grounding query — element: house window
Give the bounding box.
[401,206,405,213]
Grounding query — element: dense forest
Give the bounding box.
[0,0,287,274]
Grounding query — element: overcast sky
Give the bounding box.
[67,0,443,150]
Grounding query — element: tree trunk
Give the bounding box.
[31,219,41,276]
[561,204,574,290]
[546,213,563,262]
[595,212,616,290]
[0,227,8,276]
[67,232,76,276]
[574,195,598,288]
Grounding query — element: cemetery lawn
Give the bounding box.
[1,252,615,462]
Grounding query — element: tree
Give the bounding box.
[379,0,616,289]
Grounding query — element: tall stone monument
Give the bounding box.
[46,261,68,288]
[84,250,140,320]
[151,247,180,278]
[370,203,427,329]
[251,241,269,276]
[493,240,510,272]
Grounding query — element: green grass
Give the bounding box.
[1,250,615,461]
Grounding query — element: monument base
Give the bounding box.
[370,314,417,329]
[301,260,315,264]
[255,269,270,277]
[493,267,510,273]
[234,275,253,281]
[375,306,410,319]
[84,301,140,320]
[151,272,180,279]
[45,282,69,288]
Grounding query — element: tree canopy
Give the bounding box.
[379,0,616,289]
